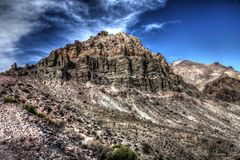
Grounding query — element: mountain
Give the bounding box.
[171,60,240,104]
[1,32,240,160]
[203,76,240,105]
[7,31,192,92]
[171,60,240,91]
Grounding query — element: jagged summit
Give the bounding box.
[43,31,154,60]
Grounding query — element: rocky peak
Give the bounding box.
[11,63,18,70]
[171,60,240,91]
[8,32,193,92]
[37,31,163,66]
[37,31,155,67]
[97,31,109,37]
[208,62,232,71]
[76,31,153,58]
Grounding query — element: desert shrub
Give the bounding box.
[4,97,17,103]
[23,104,46,118]
[106,145,138,160]
[23,104,37,115]
[43,116,59,126]
[22,104,59,126]
[36,112,46,118]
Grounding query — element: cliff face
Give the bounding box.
[38,55,187,91]
[11,31,190,92]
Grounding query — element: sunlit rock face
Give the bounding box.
[10,31,191,92]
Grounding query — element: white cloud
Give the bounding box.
[66,0,167,40]
[0,0,52,72]
[0,55,15,71]
[142,20,181,32]
[98,0,166,32]
[143,23,165,32]
[103,0,166,11]
[0,0,167,72]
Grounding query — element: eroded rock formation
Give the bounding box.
[9,32,192,92]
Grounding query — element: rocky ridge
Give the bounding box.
[203,76,240,104]
[6,31,193,92]
[171,60,240,91]
[171,60,240,103]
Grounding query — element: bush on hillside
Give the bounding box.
[106,145,138,160]
[3,97,17,103]
[23,104,37,115]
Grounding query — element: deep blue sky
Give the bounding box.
[0,0,240,71]
[133,0,240,70]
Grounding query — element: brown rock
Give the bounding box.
[203,76,240,104]
[11,63,18,70]
[34,31,191,92]
[171,60,240,91]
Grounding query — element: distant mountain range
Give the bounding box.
[171,60,240,91]
[171,60,240,104]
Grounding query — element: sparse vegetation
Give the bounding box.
[106,145,138,160]
[22,104,60,126]
[43,116,59,126]
[23,104,37,115]
[37,112,46,118]
[23,104,46,117]
[3,97,18,103]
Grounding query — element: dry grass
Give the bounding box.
[4,97,18,103]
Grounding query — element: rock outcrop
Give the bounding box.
[10,32,192,92]
[11,63,18,70]
[171,60,240,91]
